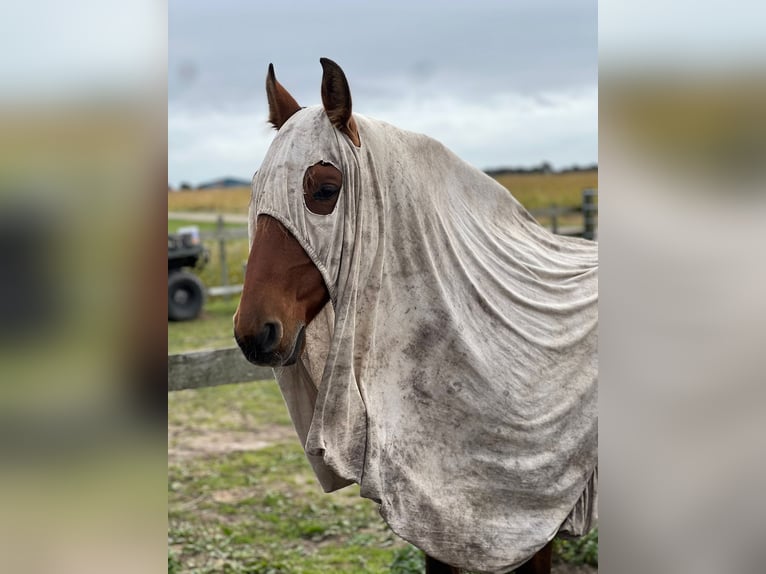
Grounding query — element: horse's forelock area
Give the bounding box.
[256,106,598,573]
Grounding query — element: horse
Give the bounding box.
[234,58,598,574]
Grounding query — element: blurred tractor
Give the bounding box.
[168,226,208,321]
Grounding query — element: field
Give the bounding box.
[168,171,598,573]
[169,188,254,215]
[168,170,598,215]
[491,170,597,210]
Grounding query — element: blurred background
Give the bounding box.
[599,2,766,573]
[0,0,166,572]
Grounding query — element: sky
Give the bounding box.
[168,0,598,187]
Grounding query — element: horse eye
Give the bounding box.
[313,184,339,201]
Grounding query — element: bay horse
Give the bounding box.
[234,58,597,574]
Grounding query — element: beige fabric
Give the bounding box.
[251,106,598,573]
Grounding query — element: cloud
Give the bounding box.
[168,106,272,185]
[168,0,597,185]
[168,87,596,186]
[366,88,597,168]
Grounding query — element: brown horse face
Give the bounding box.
[233,214,330,367]
[234,58,356,367]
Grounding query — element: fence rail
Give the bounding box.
[529,188,598,240]
[168,346,273,392]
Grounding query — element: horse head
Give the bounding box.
[234,58,358,367]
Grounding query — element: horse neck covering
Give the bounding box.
[251,106,598,573]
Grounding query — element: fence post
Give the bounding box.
[551,203,559,235]
[217,215,229,300]
[582,188,596,240]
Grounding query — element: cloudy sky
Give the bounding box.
[168,0,597,186]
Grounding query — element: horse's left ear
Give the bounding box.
[320,58,361,147]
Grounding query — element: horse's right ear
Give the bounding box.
[266,63,301,130]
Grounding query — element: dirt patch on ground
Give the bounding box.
[168,424,295,461]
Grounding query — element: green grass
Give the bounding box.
[169,218,247,234]
[169,381,421,574]
[169,378,598,573]
[169,446,405,566]
[493,170,597,210]
[554,530,599,568]
[168,298,240,354]
[168,187,252,214]
[168,380,292,431]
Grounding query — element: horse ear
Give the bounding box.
[319,58,361,147]
[266,63,301,130]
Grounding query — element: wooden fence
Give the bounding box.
[200,217,248,298]
[194,187,597,299]
[168,346,272,392]
[529,188,597,240]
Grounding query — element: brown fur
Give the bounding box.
[303,161,343,215]
[233,215,329,366]
[425,540,552,573]
[266,63,301,130]
[515,541,553,574]
[425,555,462,574]
[320,57,361,146]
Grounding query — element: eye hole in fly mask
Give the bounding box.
[303,161,342,215]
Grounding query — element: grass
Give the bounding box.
[168,376,291,431]
[168,376,597,573]
[555,530,599,568]
[168,298,240,354]
[169,218,247,234]
[169,187,253,214]
[492,170,597,211]
[168,445,416,573]
[169,376,422,573]
[169,389,599,572]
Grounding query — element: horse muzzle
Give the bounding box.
[234,319,305,367]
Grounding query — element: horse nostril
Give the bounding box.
[234,320,283,365]
[255,321,282,354]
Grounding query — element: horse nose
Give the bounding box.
[256,321,282,353]
[235,320,283,364]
